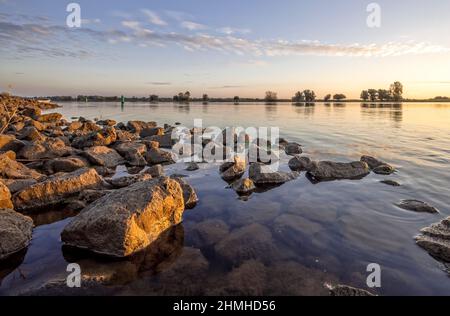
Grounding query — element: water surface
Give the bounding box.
[1,102,450,295]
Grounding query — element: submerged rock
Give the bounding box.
[13,168,103,212]
[361,155,395,175]
[61,177,185,257]
[288,156,312,171]
[220,156,246,181]
[84,146,124,168]
[249,163,297,185]
[188,219,230,248]
[415,217,450,262]
[0,209,33,260]
[0,180,13,209]
[380,179,400,187]
[396,200,439,214]
[327,284,375,296]
[307,161,370,182]
[214,223,277,265]
[284,142,302,156]
[186,162,199,171]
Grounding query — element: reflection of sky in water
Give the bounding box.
[1,102,450,295]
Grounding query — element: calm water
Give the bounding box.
[1,102,450,295]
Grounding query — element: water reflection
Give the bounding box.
[360,103,403,124]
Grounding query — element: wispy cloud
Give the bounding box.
[180,21,207,31]
[141,9,167,26]
[218,27,251,35]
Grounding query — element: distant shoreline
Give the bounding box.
[47,99,450,103]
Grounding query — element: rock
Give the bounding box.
[97,119,116,127]
[24,119,45,131]
[18,138,74,160]
[361,155,395,174]
[220,156,246,181]
[145,148,175,165]
[284,142,302,155]
[327,284,375,296]
[21,105,41,119]
[0,152,43,180]
[288,156,312,171]
[0,209,33,260]
[171,177,198,209]
[273,214,323,249]
[0,180,13,209]
[61,177,185,257]
[186,162,199,171]
[13,168,103,212]
[1,178,37,194]
[231,178,256,195]
[140,127,164,138]
[18,126,45,142]
[0,134,25,152]
[396,200,439,214]
[107,173,152,188]
[215,223,277,266]
[147,134,173,149]
[114,142,147,166]
[78,189,113,204]
[0,150,15,160]
[415,217,450,262]
[66,121,83,132]
[43,156,88,174]
[71,127,117,149]
[249,163,297,185]
[84,146,125,168]
[143,140,160,150]
[188,219,230,248]
[127,121,157,134]
[143,164,164,178]
[307,161,370,181]
[222,260,267,296]
[380,179,400,186]
[373,164,395,175]
[115,130,139,142]
[37,113,62,123]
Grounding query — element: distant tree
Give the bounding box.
[202,94,209,103]
[303,90,316,102]
[390,81,403,101]
[292,91,305,103]
[265,91,278,102]
[173,95,179,102]
[360,90,369,101]
[367,89,378,102]
[184,91,191,102]
[324,94,332,101]
[333,94,346,101]
[377,89,391,101]
[149,95,159,102]
[233,96,240,104]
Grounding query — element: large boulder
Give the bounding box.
[140,127,164,138]
[106,173,152,189]
[13,168,103,212]
[0,209,33,260]
[0,134,24,152]
[61,177,185,257]
[43,156,89,174]
[415,217,450,262]
[0,180,13,209]
[37,113,62,123]
[171,177,199,209]
[127,121,157,134]
[114,142,147,167]
[220,156,246,181]
[84,146,125,168]
[71,127,117,149]
[145,148,175,165]
[249,163,297,185]
[0,152,43,180]
[288,156,312,171]
[284,142,302,156]
[146,134,173,149]
[307,161,370,181]
[18,138,74,160]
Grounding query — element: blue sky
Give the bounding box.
[1,0,450,98]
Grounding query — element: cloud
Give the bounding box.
[81,18,101,25]
[181,21,207,31]
[218,27,251,35]
[141,9,167,26]
[146,82,171,85]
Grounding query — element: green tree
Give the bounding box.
[368,89,378,102]
[324,94,332,101]
[377,89,391,101]
[149,95,159,102]
[390,81,403,101]
[333,94,346,101]
[265,91,278,102]
[292,91,305,103]
[303,90,316,102]
[233,96,240,104]
[202,94,209,103]
[360,90,369,101]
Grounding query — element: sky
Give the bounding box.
[1,0,450,99]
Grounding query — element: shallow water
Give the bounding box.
[1,101,450,295]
